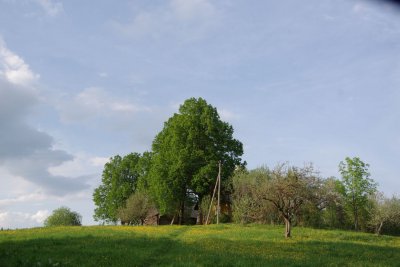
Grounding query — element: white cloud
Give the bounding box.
[90,157,109,167]
[34,0,63,17]
[353,3,369,14]
[110,102,138,112]
[55,87,166,154]
[170,0,216,21]
[351,1,396,26]
[31,209,50,223]
[0,168,36,198]
[48,152,108,178]
[98,72,108,78]
[0,210,49,229]
[0,39,89,196]
[323,14,335,21]
[0,38,39,87]
[218,108,241,122]
[0,193,46,207]
[58,87,151,123]
[111,0,219,41]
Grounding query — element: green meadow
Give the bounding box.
[0,224,399,266]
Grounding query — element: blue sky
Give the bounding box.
[0,0,399,228]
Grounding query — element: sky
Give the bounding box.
[0,0,400,229]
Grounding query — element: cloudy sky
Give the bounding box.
[1,0,399,228]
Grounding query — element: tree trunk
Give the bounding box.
[170,215,175,225]
[376,221,384,235]
[284,217,291,238]
[178,187,186,225]
[197,208,203,225]
[179,201,185,225]
[353,198,359,231]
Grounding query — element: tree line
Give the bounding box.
[232,159,399,237]
[91,97,400,237]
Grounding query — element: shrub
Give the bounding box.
[117,192,155,225]
[44,207,82,227]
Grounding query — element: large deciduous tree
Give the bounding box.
[339,157,377,231]
[148,97,244,224]
[93,153,150,223]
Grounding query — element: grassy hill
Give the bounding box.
[0,224,399,266]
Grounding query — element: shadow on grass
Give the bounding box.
[0,231,399,267]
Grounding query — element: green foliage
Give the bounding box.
[297,176,347,228]
[136,151,153,190]
[318,178,349,229]
[148,97,244,220]
[89,97,394,239]
[44,207,81,227]
[262,164,323,237]
[231,167,277,224]
[298,202,324,228]
[231,160,392,236]
[93,153,150,223]
[369,193,400,235]
[199,195,214,224]
[339,157,377,231]
[1,225,399,266]
[117,192,156,225]
[232,164,323,237]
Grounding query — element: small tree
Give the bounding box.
[339,157,377,231]
[93,153,150,224]
[369,193,400,235]
[117,192,155,225]
[263,164,320,238]
[299,176,346,228]
[232,164,321,238]
[231,168,277,224]
[319,177,348,229]
[44,207,82,227]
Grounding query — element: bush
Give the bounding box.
[368,193,400,235]
[231,168,278,224]
[44,207,82,227]
[118,192,155,225]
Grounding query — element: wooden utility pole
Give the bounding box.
[206,171,218,225]
[217,161,221,224]
[206,161,222,225]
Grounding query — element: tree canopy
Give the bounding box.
[93,98,243,225]
[369,193,400,235]
[232,164,322,238]
[339,157,377,231]
[148,97,244,223]
[117,192,155,226]
[44,207,82,227]
[93,153,150,223]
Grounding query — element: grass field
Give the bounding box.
[0,224,399,266]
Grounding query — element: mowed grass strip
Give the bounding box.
[0,224,399,266]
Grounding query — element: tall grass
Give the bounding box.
[0,224,399,266]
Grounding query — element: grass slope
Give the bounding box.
[0,224,399,266]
